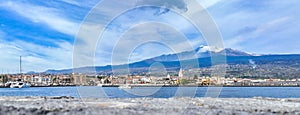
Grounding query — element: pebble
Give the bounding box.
[0,96,300,115]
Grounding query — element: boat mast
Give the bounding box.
[19,56,22,81]
[20,56,22,74]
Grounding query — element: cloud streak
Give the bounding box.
[0,38,73,72]
[209,0,300,54]
[1,0,300,72]
[225,17,292,49]
[0,1,79,36]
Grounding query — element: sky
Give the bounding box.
[0,0,300,72]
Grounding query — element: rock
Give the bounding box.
[29,108,38,112]
[49,96,74,99]
[0,97,300,115]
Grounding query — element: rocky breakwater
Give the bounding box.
[0,96,300,115]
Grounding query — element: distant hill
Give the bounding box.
[44,47,300,75]
[26,71,37,74]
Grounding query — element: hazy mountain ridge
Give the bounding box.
[44,47,300,75]
[151,47,253,62]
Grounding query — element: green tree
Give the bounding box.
[180,79,188,85]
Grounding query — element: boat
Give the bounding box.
[7,56,31,88]
[118,84,132,89]
[5,81,13,87]
[97,84,103,87]
[10,81,31,88]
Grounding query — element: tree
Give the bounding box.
[180,79,188,85]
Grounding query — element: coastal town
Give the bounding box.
[1,68,300,88]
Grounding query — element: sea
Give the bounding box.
[0,87,300,98]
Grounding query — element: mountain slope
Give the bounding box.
[150,47,252,62]
[45,47,252,74]
[45,47,300,75]
[45,54,300,75]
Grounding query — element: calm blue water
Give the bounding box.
[0,87,300,98]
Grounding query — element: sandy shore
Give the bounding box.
[1,96,300,115]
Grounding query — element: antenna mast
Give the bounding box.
[20,56,22,74]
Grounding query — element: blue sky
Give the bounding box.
[0,0,299,72]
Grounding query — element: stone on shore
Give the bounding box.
[0,96,300,115]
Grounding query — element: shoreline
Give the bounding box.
[1,85,300,88]
[1,96,300,115]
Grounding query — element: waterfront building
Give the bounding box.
[178,68,184,78]
[72,74,87,85]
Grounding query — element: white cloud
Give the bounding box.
[94,22,203,65]
[198,46,223,52]
[225,17,292,49]
[0,38,73,73]
[207,0,300,54]
[74,0,213,66]
[0,0,225,72]
[0,1,79,36]
[254,17,291,35]
[61,0,80,6]
[198,0,222,9]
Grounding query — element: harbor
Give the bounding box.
[2,72,300,88]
